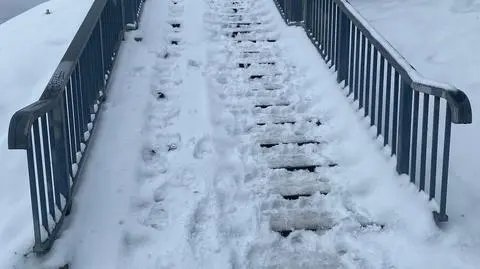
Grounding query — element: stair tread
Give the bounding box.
[270,210,335,231]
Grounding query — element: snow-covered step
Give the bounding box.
[254,115,322,126]
[221,90,293,103]
[222,88,292,99]
[224,100,293,111]
[248,249,344,269]
[233,49,278,59]
[237,61,277,69]
[241,64,283,77]
[220,20,271,26]
[251,82,285,91]
[204,14,274,25]
[222,22,267,29]
[250,119,325,135]
[252,131,325,145]
[212,11,269,19]
[257,137,325,148]
[216,7,255,14]
[265,153,336,171]
[253,107,322,122]
[268,176,331,198]
[234,37,278,44]
[242,73,285,84]
[225,81,284,93]
[258,142,326,156]
[269,210,335,233]
[268,168,329,183]
[252,104,297,115]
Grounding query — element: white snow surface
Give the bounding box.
[2,0,479,268]
[0,0,94,268]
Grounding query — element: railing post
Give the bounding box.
[120,0,127,35]
[336,12,349,84]
[434,108,452,223]
[302,0,307,25]
[396,81,413,175]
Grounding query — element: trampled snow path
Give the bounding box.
[18,0,478,268]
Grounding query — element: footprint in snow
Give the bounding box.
[193,136,214,159]
[144,202,168,230]
[188,59,202,68]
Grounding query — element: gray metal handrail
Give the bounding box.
[7,0,145,253]
[274,0,472,223]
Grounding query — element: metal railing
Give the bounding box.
[7,0,145,253]
[274,0,472,223]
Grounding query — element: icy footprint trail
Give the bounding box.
[117,0,231,268]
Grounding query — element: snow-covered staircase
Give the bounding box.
[206,0,387,267]
[3,0,475,267]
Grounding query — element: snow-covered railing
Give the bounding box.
[274,0,472,223]
[7,0,145,253]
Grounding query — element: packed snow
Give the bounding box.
[1,0,480,268]
[0,0,93,268]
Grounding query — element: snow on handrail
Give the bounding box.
[337,0,472,123]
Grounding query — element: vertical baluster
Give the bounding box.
[429,97,440,200]
[419,94,430,191]
[377,56,385,137]
[439,108,452,221]
[392,71,400,155]
[33,120,50,239]
[353,28,360,101]
[384,64,392,147]
[359,35,366,109]
[333,3,340,72]
[306,0,312,35]
[314,0,319,45]
[324,0,332,58]
[49,97,70,211]
[41,115,56,222]
[336,12,349,84]
[410,91,420,183]
[397,80,413,175]
[371,49,378,126]
[329,0,335,65]
[365,40,372,117]
[348,23,355,94]
[26,142,41,247]
[321,0,327,54]
[65,81,76,166]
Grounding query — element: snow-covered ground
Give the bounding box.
[0,0,47,24]
[0,0,93,268]
[6,0,476,268]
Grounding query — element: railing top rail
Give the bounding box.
[51,0,111,82]
[8,0,112,150]
[337,0,472,124]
